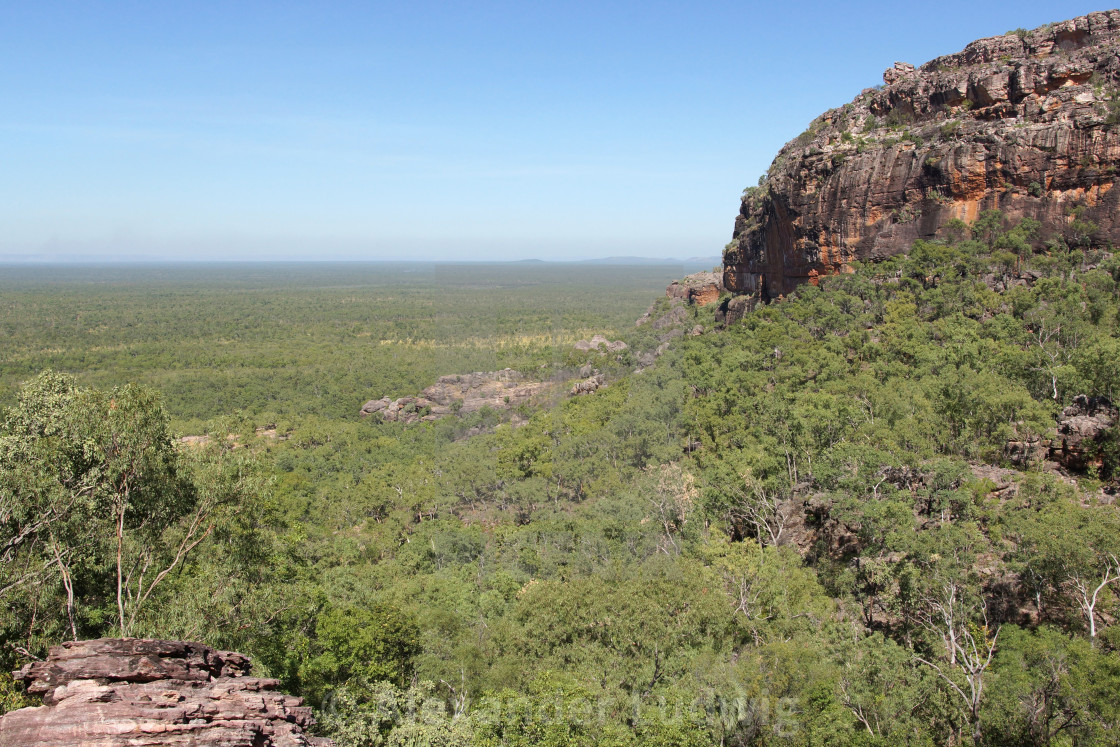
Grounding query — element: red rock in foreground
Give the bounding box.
[0,638,329,746]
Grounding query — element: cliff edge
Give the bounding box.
[725,10,1120,300]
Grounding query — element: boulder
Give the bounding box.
[651,305,689,330]
[570,374,606,395]
[359,396,392,417]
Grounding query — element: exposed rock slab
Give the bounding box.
[1006,394,1117,473]
[0,638,327,746]
[725,11,1120,300]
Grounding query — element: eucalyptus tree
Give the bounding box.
[1,371,257,648]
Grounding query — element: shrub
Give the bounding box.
[939,120,961,139]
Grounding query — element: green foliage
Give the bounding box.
[983,625,1120,745]
[300,604,422,706]
[793,116,825,148]
[0,371,261,648]
[1065,204,1099,248]
[901,130,924,147]
[319,680,473,747]
[3,240,1120,745]
[0,263,680,431]
[0,672,33,717]
[939,119,962,139]
[882,108,913,129]
[970,209,1007,248]
[1006,494,1120,638]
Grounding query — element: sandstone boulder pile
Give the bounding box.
[573,335,628,353]
[1006,394,1117,471]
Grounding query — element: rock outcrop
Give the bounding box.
[665,271,724,306]
[361,369,551,423]
[725,11,1120,300]
[1050,394,1117,471]
[1006,394,1117,472]
[573,335,628,353]
[570,373,606,395]
[0,638,327,746]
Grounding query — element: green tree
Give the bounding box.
[1010,497,1120,639]
[0,371,244,643]
[299,603,422,707]
[983,625,1120,746]
[971,210,1006,249]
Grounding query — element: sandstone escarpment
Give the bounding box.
[725,10,1120,299]
[0,638,327,746]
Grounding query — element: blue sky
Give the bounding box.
[0,1,1108,261]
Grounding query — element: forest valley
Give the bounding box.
[2,212,1120,746]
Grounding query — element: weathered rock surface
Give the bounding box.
[570,373,606,395]
[638,272,723,328]
[0,638,327,746]
[360,369,552,423]
[633,279,715,368]
[725,11,1120,300]
[650,305,688,330]
[1006,394,1117,471]
[665,271,724,306]
[722,295,756,325]
[1050,394,1117,471]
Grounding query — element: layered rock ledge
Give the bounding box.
[0,638,327,746]
[725,10,1120,300]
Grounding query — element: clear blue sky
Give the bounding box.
[0,1,1108,261]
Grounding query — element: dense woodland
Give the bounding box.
[2,223,1120,746]
[0,262,687,431]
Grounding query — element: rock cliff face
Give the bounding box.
[0,638,327,746]
[725,11,1120,300]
